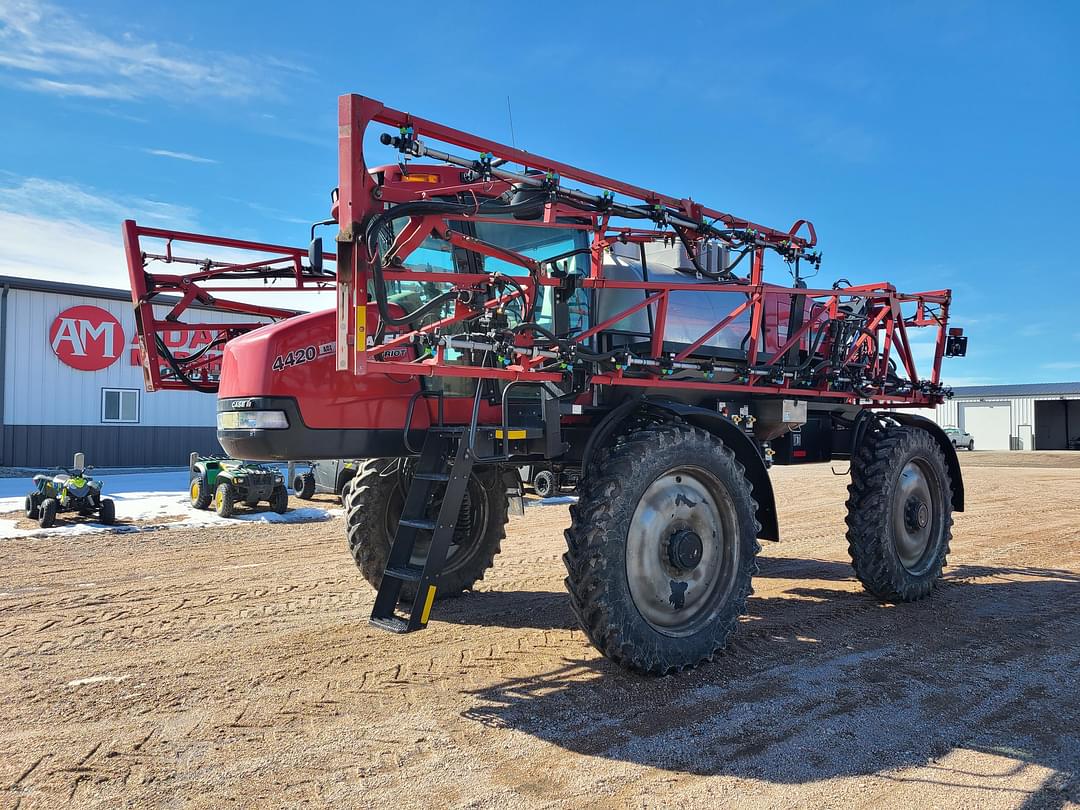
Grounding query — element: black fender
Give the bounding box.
[642,399,780,542]
[887,412,965,512]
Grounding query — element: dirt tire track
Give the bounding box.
[1,452,1078,808]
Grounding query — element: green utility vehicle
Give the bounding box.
[189,454,288,518]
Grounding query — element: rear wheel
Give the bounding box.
[564,423,761,675]
[293,472,316,500]
[98,498,115,525]
[215,482,237,518]
[190,476,212,509]
[39,498,58,529]
[532,469,556,499]
[344,459,509,600]
[846,425,953,601]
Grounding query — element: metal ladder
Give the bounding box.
[370,379,564,634]
[369,427,475,633]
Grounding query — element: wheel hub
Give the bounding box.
[892,459,938,572]
[904,497,929,532]
[668,529,704,570]
[625,468,739,637]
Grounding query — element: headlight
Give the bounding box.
[274,475,283,483]
[217,410,289,430]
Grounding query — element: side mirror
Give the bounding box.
[309,237,323,275]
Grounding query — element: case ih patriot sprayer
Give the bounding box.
[123,93,968,674]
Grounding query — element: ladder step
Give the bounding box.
[413,472,450,482]
[384,565,424,583]
[399,517,436,531]
[369,615,411,634]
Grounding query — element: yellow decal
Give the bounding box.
[494,429,527,440]
[420,585,437,624]
[355,308,366,352]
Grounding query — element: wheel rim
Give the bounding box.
[381,472,489,571]
[534,472,554,498]
[891,458,940,573]
[625,467,739,638]
[190,481,200,501]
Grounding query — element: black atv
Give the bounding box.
[26,466,115,529]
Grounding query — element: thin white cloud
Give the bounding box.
[0,209,127,286]
[143,148,217,165]
[0,177,330,310]
[0,0,298,102]
[1042,361,1080,371]
[0,176,197,230]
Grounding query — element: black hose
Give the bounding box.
[155,335,217,393]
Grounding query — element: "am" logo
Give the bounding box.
[49,306,124,371]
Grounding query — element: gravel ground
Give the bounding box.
[0,453,1077,808]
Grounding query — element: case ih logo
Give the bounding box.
[49,306,124,371]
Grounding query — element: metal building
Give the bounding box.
[932,382,1080,451]
[0,275,267,468]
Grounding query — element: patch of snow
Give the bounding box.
[528,495,578,507]
[67,674,130,687]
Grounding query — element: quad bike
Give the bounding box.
[25,465,115,529]
[125,92,969,675]
[189,455,288,518]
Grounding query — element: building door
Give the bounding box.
[960,402,1012,450]
[1034,400,1080,449]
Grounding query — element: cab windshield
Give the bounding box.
[381,217,590,334]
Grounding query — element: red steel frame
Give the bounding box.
[333,94,951,407]
[122,221,337,391]
[123,93,955,408]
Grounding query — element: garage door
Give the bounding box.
[960,402,1012,450]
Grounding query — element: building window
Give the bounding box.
[101,388,140,423]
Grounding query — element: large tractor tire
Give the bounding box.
[344,459,511,600]
[846,425,953,601]
[564,423,761,675]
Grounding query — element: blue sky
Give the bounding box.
[1,0,1077,385]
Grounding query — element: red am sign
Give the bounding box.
[49,306,124,371]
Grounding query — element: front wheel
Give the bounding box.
[846,425,953,601]
[98,498,115,525]
[270,485,289,514]
[25,494,39,520]
[39,498,58,529]
[564,423,761,675]
[343,460,510,600]
[968,440,974,451]
[215,482,237,518]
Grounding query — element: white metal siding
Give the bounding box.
[4,288,268,427]
[934,394,1080,449]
